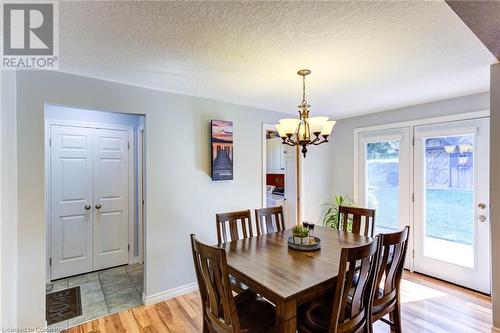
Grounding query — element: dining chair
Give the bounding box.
[216,209,254,244]
[337,205,376,237]
[371,226,410,333]
[215,209,254,294]
[297,238,381,333]
[190,234,275,333]
[255,206,285,235]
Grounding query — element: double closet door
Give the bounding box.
[357,117,490,293]
[50,124,130,280]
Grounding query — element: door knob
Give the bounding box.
[478,203,487,209]
[84,204,91,210]
[478,215,487,222]
[95,204,102,209]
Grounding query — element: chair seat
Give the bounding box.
[235,290,275,333]
[297,291,334,333]
[298,289,370,333]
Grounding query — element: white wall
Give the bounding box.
[302,144,334,225]
[490,63,500,329]
[329,92,490,200]
[1,71,18,328]
[12,70,331,327]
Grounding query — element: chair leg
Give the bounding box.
[202,322,210,333]
[392,301,403,333]
[388,312,395,333]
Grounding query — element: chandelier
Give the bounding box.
[276,69,336,158]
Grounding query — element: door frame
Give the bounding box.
[262,123,304,225]
[45,117,135,282]
[353,110,490,275]
[137,123,145,265]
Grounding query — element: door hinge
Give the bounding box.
[411,193,414,202]
[128,244,130,252]
[412,250,415,258]
[49,138,52,147]
[128,142,130,150]
[49,257,52,266]
[412,137,415,146]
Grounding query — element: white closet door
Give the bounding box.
[93,128,130,270]
[50,125,93,279]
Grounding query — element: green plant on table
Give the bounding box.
[292,225,309,238]
[322,194,354,231]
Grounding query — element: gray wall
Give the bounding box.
[13,70,320,326]
[1,71,18,328]
[490,63,500,329]
[330,92,490,200]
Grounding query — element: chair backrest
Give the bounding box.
[190,234,240,333]
[372,226,410,316]
[216,210,254,244]
[337,206,376,237]
[255,206,285,235]
[329,238,381,333]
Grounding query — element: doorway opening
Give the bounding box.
[44,105,146,330]
[355,114,490,294]
[262,123,298,228]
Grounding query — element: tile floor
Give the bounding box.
[46,264,144,331]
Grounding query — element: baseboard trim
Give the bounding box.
[144,282,198,306]
[491,326,500,333]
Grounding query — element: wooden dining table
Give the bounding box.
[220,225,373,333]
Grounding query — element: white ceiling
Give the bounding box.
[59,1,496,119]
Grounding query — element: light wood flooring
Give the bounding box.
[63,272,492,333]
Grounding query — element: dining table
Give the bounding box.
[220,225,374,333]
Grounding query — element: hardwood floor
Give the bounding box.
[63,272,492,333]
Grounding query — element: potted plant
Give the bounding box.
[292,225,309,245]
[322,194,354,231]
[292,225,303,244]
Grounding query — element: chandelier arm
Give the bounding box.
[282,137,298,146]
[313,137,329,146]
[310,135,321,145]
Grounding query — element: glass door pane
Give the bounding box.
[357,127,410,239]
[422,135,474,267]
[366,141,400,232]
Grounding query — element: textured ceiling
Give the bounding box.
[58,1,496,118]
[446,1,500,60]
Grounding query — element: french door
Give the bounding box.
[50,124,130,279]
[413,118,490,293]
[357,117,490,293]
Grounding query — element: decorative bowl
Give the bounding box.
[287,236,321,251]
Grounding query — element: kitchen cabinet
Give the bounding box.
[266,137,286,173]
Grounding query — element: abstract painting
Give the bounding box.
[211,120,233,181]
